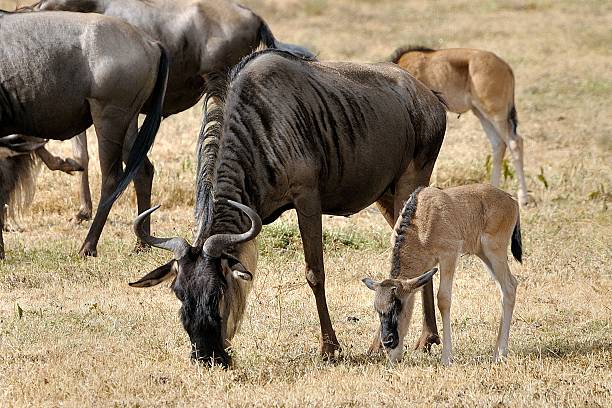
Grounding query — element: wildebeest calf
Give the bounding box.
[363,184,521,364]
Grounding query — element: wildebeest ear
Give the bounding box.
[362,278,380,291]
[401,268,438,292]
[223,255,253,281]
[129,260,177,288]
[231,262,253,281]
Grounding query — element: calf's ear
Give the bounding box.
[129,260,177,288]
[362,277,380,291]
[401,267,438,292]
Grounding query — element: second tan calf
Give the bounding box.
[363,184,521,364]
[389,46,529,207]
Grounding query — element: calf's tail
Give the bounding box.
[103,45,169,207]
[511,212,522,263]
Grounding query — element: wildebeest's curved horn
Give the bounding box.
[202,200,262,258]
[133,205,190,259]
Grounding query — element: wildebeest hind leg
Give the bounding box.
[121,118,154,252]
[70,132,93,223]
[79,105,134,257]
[296,195,341,359]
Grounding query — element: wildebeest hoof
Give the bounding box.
[414,332,441,352]
[320,342,341,361]
[70,209,92,224]
[79,244,98,257]
[60,158,85,174]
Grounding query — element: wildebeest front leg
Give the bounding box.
[296,196,341,359]
[0,218,4,260]
[121,118,154,252]
[70,132,93,223]
[79,105,135,257]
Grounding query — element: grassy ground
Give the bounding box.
[1,0,611,406]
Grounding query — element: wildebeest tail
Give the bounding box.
[0,153,38,224]
[103,45,169,207]
[256,18,316,59]
[511,212,522,263]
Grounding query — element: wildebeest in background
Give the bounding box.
[30,0,315,223]
[389,46,529,206]
[0,136,42,260]
[128,49,447,367]
[363,184,521,364]
[0,10,169,257]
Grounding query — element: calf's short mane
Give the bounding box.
[391,186,424,277]
[388,45,436,63]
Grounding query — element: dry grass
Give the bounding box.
[1,0,611,406]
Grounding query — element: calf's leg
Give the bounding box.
[479,245,518,361]
[437,255,457,366]
[295,194,340,358]
[474,109,506,188]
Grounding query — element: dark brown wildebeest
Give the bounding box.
[128,49,447,367]
[31,0,314,223]
[0,10,169,257]
[389,46,528,206]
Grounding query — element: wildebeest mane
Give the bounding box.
[194,72,228,246]
[388,45,436,63]
[229,48,316,82]
[391,187,424,277]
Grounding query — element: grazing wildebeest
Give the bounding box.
[0,10,169,257]
[0,137,40,260]
[128,49,447,367]
[363,184,521,364]
[31,0,315,223]
[389,46,529,206]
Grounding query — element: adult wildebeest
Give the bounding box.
[363,184,521,364]
[0,10,169,257]
[30,0,315,223]
[389,46,529,206]
[128,49,447,367]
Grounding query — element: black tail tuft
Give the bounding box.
[509,105,518,135]
[511,214,522,263]
[102,45,169,208]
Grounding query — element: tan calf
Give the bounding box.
[390,46,528,206]
[363,184,522,364]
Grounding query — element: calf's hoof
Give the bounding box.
[414,332,441,353]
